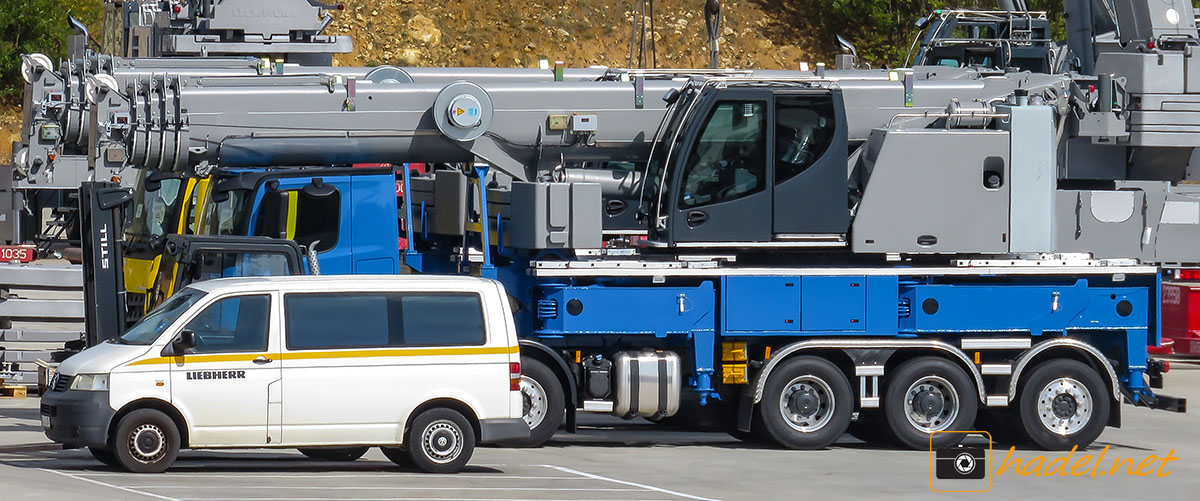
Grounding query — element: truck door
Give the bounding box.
[670,91,773,243]
[169,293,281,446]
[252,177,349,273]
[771,91,849,235]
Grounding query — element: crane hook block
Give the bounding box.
[434,81,494,142]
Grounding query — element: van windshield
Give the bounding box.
[117,289,204,345]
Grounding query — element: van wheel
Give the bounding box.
[758,356,853,449]
[297,447,369,461]
[1018,359,1109,451]
[407,408,475,473]
[380,446,413,467]
[499,358,564,447]
[883,356,978,450]
[112,409,180,473]
[88,446,120,467]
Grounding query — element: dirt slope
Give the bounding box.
[3,1,817,161]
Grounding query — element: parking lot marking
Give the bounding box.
[175,499,672,501]
[38,468,181,501]
[77,473,581,479]
[539,465,720,501]
[129,486,642,491]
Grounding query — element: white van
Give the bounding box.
[41,275,528,473]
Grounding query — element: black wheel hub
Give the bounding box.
[789,390,820,417]
[136,431,160,454]
[1052,393,1078,419]
[915,390,944,419]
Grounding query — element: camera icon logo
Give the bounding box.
[930,431,992,492]
[937,445,987,480]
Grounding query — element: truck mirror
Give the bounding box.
[163,330,196,356]
[174,330,197,351]
[303,178,336,198]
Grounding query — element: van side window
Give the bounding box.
[284,292,486,349]
[184,295,270,353]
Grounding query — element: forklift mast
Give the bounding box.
[78,182,133,346]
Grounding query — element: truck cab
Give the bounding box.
[42,275,527,473]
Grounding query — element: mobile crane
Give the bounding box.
[76,0,1192,453]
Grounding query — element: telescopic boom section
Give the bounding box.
[96,77,683,182]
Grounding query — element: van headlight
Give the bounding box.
[70,374,109,391]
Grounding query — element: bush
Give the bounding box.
[0,0,102,104]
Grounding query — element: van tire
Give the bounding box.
[297,447,369,461]
[407,408,475,473]
[88,446,120,467]
[380,446,413,467]
[112,409,180,473]
[499,358,564,447]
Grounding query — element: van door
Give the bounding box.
[169,293,281,446]
[279,291,495,445]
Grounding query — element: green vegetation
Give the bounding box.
[0,0,102,103]
[758,0,1067,68]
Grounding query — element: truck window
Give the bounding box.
[118,289,203,345]
[202,189,253,236]
[775,95,836,183]
[678,101,767,209]
[192,252,293,282]
[184,295,270,353]
[284,292,486,350]
[293,188,340,253]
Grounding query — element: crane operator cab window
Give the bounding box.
[679,101,767,209]
[775,95,836,183]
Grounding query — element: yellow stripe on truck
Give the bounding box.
[127,345,519,366]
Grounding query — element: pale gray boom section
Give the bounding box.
[97,77,683,181]
[20,60,611,189]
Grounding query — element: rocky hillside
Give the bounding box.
[4,0,826,161]
[327,0,810,69]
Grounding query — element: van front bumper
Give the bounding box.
[478,418,530,443]
[40,390,114,449]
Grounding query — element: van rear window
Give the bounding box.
[284,292,486,349]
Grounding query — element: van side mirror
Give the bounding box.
[163,330,197,356]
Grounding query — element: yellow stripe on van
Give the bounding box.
[126,345,519,366]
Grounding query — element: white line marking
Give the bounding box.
[133,486,638,491]
[539,465,720,501]
[176,499,671,501]
[78,473,579,479]
[38,468,181,501]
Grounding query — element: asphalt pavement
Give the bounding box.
[2,361,1199,500]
